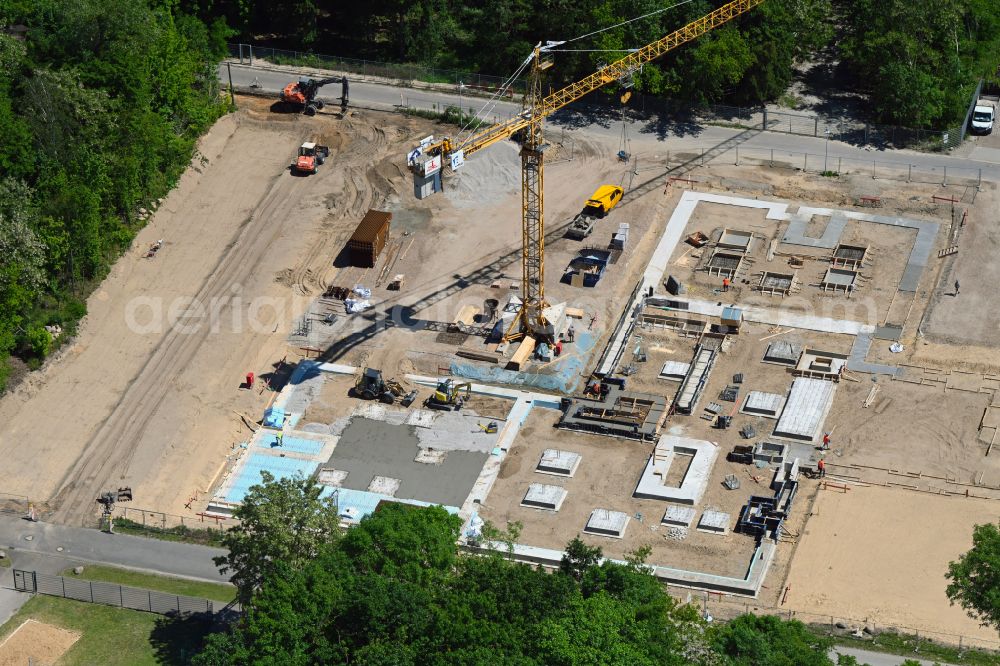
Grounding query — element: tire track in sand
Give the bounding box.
[50,160,311,524]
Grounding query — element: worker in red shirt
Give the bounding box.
[822,432,831,450]
[722,277,731,292]
[817,458,826,478]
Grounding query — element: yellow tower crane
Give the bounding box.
[412,0,766,342]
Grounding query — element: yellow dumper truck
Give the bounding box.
[567,185,624,240]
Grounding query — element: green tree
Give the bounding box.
[711,613,833,665]
[560,536,603,580]
[946,521,1000,630]
[214,471,340,602]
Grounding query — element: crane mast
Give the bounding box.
[410,0,767,343]
[512,48,552,340]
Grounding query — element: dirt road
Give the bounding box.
[0,99,423,523]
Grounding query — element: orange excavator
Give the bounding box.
[280,75,349,115]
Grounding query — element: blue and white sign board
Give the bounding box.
[419,135,435,149]
[422,154,442,176]
[407,147,421,166]
[450,149,465,171]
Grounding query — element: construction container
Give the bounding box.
[348,209,391,267]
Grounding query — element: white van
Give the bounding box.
[971,102,995,135]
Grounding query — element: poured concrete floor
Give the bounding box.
[326,418,487,507]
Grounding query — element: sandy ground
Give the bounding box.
[479,408,760,578]
[0,97,436,522]
[922,184,1000,347]
[783,485,1000,645]
[0,619,79,665]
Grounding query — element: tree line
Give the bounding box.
[184,0,998,127]
[193,472,852,665]
[0,0,229,391]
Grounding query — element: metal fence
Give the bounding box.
[228,42,979,153]
[112,504,236,531]
[228,43,522,94]
[628,95,967,151]
[618,144,984,191]
[12,569,231,616]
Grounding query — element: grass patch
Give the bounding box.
[112,517,226,547]
[778,93,805,109]
[0,558,10,568]
[812,627,1000,666]
[62,565,235,604]
[0,595,213,665]
[401,105,492,131]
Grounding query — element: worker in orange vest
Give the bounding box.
[817,458,826,478]
[722,277,730,292]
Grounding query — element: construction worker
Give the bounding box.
[722,277,731,292]
[276,432,284,447]
[954,280,960,296]
[822,432,831,450]
[817,458,826,478]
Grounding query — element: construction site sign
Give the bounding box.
[423,154,442,176]
[450,150,465,171]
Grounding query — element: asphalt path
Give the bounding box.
[0,514,227,583]
[220,62,1000,183]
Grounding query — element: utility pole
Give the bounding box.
[226,62,235,109]
[823,126,831,173]
[458,80,465,120]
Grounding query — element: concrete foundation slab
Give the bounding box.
[536,449,581,477]
[741,391,786,419]
[848,332,903,377]
[773,378,837,442]
[327,418,487,506]
[584,509,630,538]
[317,469,349,487]
[794,349,848,379]
[698,510,731,534]
[659,361,691,381]
[368,476,401,496]
[521,483,568,511]
[718,229,754,252]
[821,267,859,293]
[874,324,903,341]
[662,505,697,527]
[406,410,437,428]
[763,341,801,365]
[782,210,849,249]
[634,436,719,504]
[415,448,448,464]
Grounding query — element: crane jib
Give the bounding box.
[448,0,765,162]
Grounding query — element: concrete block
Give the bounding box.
[536,449,581,477]
[773,378,837,442]
[662,505,697,527]
[584,509,630,538]
[698,510,731,534]
[521,483,568,511]
[634,436,719,505]
[368,476,401,496]
[741,391,785,419]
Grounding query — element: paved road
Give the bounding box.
[221,62,1000,183]
[0,515,228,583]
[830,645,958,666]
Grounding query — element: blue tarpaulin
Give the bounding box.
[263,406,285,428]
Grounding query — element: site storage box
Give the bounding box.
[348,209,391,267]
